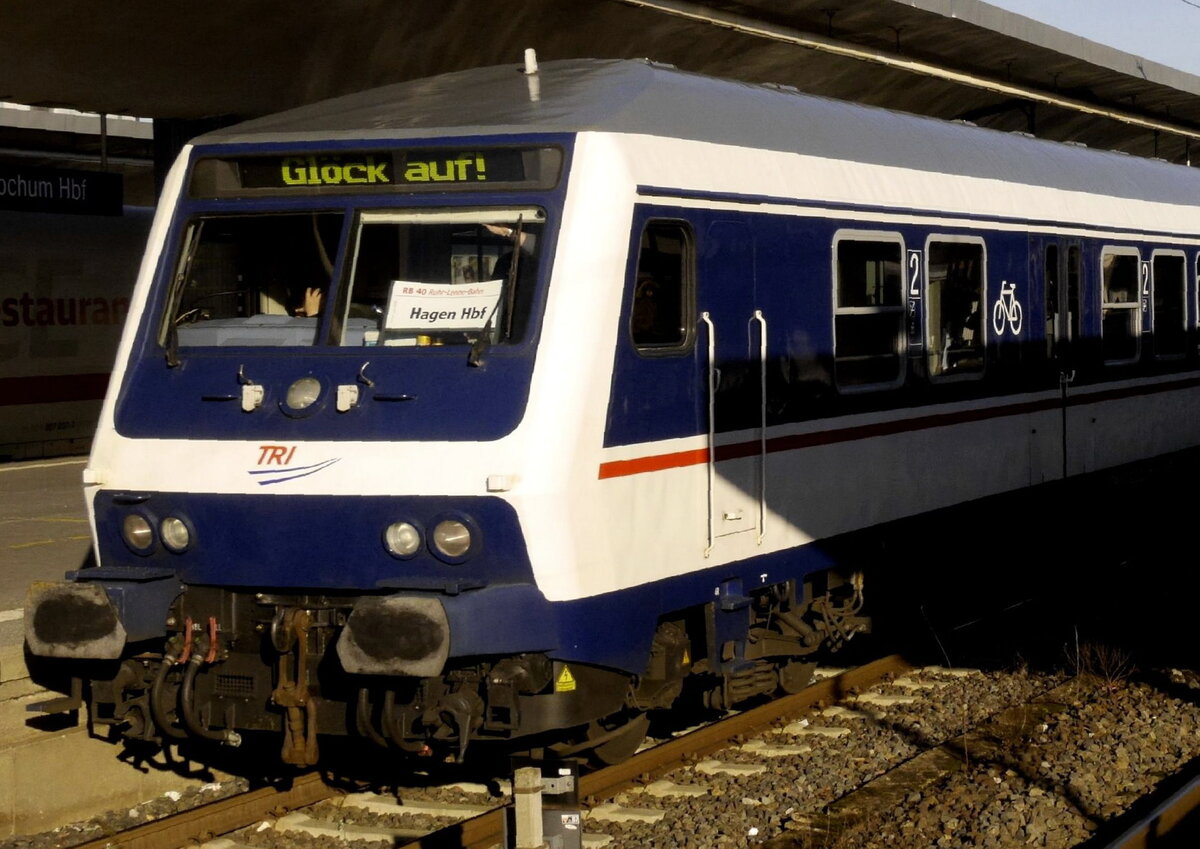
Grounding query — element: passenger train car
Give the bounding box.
[25,58,1200,765]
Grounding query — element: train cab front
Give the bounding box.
[21,137,616,765]
[25,486,615,765]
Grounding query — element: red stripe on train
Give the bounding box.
[597,375,1200,480]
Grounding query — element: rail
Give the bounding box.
[399,654,909,849]
[68,771,335,849]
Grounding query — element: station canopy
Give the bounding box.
[4,0,1200,163]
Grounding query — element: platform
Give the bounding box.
[0,457,229,837]
[0,457,92,648]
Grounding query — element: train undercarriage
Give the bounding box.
[31,572,868,767]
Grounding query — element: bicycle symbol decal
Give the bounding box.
[992,280,1023,336]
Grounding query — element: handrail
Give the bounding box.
[701,311,716,557]
[751,309,767,544]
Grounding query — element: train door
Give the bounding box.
[1040,237,1083,478]
[696,220,764,554]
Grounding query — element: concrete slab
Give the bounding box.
[586,803,666,824]
[274,811,424,841]
[342,791,493,818]
[583,834,613,847]
[0,645,28,684]
[637,779,710,798]
[812,667,848,680]
[695,759,766,776]
[820,705,873,720]
[0,676,44,704]
[917,666,982,678]
[739,739,812,758]
[854,692,918,706]
[0,643,235,840]
[890,676,951,690]
[443,780,510,797]
[0,690,71,748]
[0,727,227,836]
[784,723,851,738]
[198,839,254,849]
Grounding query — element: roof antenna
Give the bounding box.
[524,48,541,103]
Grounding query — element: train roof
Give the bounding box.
[197,58,1200,208]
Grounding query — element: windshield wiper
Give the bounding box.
[467,216,524,368]
[502,217,524,340]
[164,221,205,368]
[466,317,494,368]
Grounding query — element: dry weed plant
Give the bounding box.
[1065,630,1135,698]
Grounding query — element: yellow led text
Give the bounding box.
[404,155,488,183]
[280,156,389,186]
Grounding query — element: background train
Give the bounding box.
[0,207,152,460]
[24,58,1200,767]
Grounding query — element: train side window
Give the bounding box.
[631,221,693,351]
[1100,247,1140,364]
[1153,251,1186,359]
[925,239,985,378]
[1066,246,1081,353]
[1044,244,1059,361]
[832,233,904,389]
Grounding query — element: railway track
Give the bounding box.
[45,655,1200,849]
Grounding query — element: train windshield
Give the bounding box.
[338,208,544,347]
[163,212,344,348]
[161,206,545,350]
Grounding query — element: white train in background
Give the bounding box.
[0,207,152,460]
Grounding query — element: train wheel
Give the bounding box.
[778,660,816,694]
[552,711,650,765]
[587,711,651,765]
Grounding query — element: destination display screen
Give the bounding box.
[189,146,563,198]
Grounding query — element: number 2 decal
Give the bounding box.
[1141,260,1151,317]
[906,249,923,350]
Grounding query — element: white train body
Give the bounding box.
[25,59,1200,763]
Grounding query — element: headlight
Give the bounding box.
[122,514,154,553]
[160,516,192,553]
[432,519,472,560]
[383,521,421,558]
[286,377,322,410]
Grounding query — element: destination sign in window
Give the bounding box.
[189,146,562,197]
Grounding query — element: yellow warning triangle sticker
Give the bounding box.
[682,647,691,665]
[555,665,577,693]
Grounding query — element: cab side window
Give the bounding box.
[631,221,693,351]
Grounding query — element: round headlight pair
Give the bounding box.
[121,514,192,554]
[122,515,154,552]
[160,517,192,552]
[384,521,422,558]
[432,520,472,559]
[383,518,475,561]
